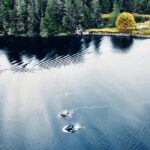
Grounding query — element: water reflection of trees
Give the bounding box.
[92,35,102,53]
[0,36,102,71]
[0,36,80,70]
[111,36,133,52]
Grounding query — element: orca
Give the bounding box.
[59,110,73,118]
[64,124,76,133]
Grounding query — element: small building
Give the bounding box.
[76,24,83,35]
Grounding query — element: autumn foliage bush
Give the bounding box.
[116,12,136,31]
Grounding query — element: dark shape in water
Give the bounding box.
[92,35,102,52]
[111,36,133,52]
[59,110,70,118]
[0,36,86,71]
[0,36,102,70]
[63,123,81,133]
[83,36,92,49]
[0,36,83,65]
[64,125,76,133]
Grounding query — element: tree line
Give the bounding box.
[0,0,150,36]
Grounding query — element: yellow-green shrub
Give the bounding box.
[116,12,136,32]
[144,21,150,27]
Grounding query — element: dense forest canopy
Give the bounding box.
[0,0,150,36]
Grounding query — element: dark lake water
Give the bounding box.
[0,35,150,150]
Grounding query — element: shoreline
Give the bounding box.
[0,32,150,38]
[88,32,150,38]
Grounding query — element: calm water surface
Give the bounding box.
[0,36,150,150]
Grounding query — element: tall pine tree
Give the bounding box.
[62,0,83,32]
[109,0,120,26]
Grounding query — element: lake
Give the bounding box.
[0,35,150,150]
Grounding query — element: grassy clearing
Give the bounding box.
[86,28,119,33]
[132,29,150,35]
[86,21,150,36]
[144,21,150,26]
[133,21,150,35]
[86,28,150,36]
[136,21,150,28]
[88,14,150,36]
[58,32,70,36]
[102,13,150,19]
[133,13,150,19]
[101,13,111,19]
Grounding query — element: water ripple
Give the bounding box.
[0,50,91,73]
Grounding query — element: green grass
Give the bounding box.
[101,13,111,19]
[86,21,150,36]
[101,13,150,19]
[86,28,119,33]
[89,13,150,36]
[133,21,150,35]
[133,13,150,19]
[57,33,69,36]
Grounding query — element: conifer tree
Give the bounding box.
[82,4,92,28]
[15,0,27,34]
[0,0,149,36]
[40,0,58,36]
[109,0,120,26]
[91,0,102,27]
[62,0,83,32]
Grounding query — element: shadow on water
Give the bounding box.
[111,36,134,53]
[0,35,103,72]
[92,36,102,53]
[0,36,83,60]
